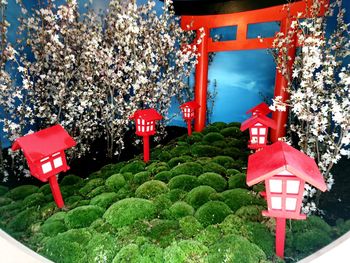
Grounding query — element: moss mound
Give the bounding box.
[170,145,191,157]
[220,126,243,138]
[164,240,209,263]
[195,201,232,227]
[154,171,173,183]
[103,198,156,228]
[64,205,104,229]
[235,205,265,222]
[90,192,119,209]
[208,234,266,263]
[170,162,203,177]
[135,180,169,199]
[41,220,67,237]
[167,156,193,168]
[186,186,217,209]
[79,178,105,197]
[106,173,126,192]
[7,207,40,232]
[0,185,9,196]
[245,222,275,257]
[202,162,226,175]
[133,171,151,185]
[120,160,146,174]
[191,145,221,157]
[6,185,39,200]
[221,189,264,212]
[198,172,227,192]
[169,201,194,219]
[179,216,204,238]
[168,175,199,191]
[23,192,46,208]
[60,175,83,186]
[86,233,117,263]
[203,132,225,143]
[228,173,248,189]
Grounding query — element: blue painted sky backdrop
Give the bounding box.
[2,0,350,142]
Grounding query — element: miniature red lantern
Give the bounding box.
[240,113,277,150]
[129,108,162,162]
[180,101,200,136]
[246,102,272,116]
[246,141,327,258]
[11,125,76,208]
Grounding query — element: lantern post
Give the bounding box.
[130,109,163,163]
[180,101,200,136]
[246,141,327,258]
[11,125,76,208]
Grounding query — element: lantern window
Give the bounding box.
[269,179,282,193]
[259,137,265,144]
[53,157,63,168]
[271,196,282,210]
[251,128,258,135]
[259,128,266,135]
[251,136,258,144]
[41,162,52,174]
[285,197,297,211]
[286,180,300,194]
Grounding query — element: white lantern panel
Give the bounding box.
[259,128,266,135]
[53,157,63,168]
[259,137,265,144]
[286,180,300,194]
[285,197,297,211]
[42,162,52,174]
[271,197,282,210]
[251,136,258,144]
[251,128,258,135]
[269,179,282,193]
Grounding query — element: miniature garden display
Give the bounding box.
[0,0,349,262]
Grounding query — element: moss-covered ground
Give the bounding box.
[0,122,349,263]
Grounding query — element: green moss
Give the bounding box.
[227,168,241,176]
[86,185,108,199]
[222,147,245,159]
[228,173,247,189]
[195,201,232,227]
[203,132,225,143]
[245,222,274,257]
[139,243,164,262]
[220,126,243,138]
[61,184,79,197]
[195,225,222,246]
[166,189,187,202]
[134,171,151,185]
[202,126,220,134]
[41,220,67,237]
[202,162,226,176]
[64,205,104,229]
[208,235,266,263]
[45,211,66,224]
[170,145,191,157]
[39,184,52,195]
[8,207,40,232]
[168,156,193,168]
[135,180,169,199]
[99,162,125,178]
[120,160,146,174]
[211,122,227,130]
[191,145,221,157]
[65,196,83,206]
[42,229,91,263]
[86,233,117,263]
[221,189,264,212]
[90,192,119,209]
[186,186,216,209]
[197,172,227,192]
[0,196,12,206]
[293,229,332,254]
[218,214,246,236]
[112,244,142,263]
[335,219,350,236]
[154,171,173,183]
[6,185,39,200]
[186,133,203,144]
[164,240,209,263]
[169,201,194,219]
[79,178,105,197]
[226,138,246,148]
[168,175,199,191]
[146,161,169,175]
[143,219,180,246]
[291,215,332,235]
[227,122,241,127]
[60,175,83,186]
[0,185,9,196]
[179,216,203,238]
[106,173,126,192]
[158,151,172,162]
[211,156,235,168]
[23,192,46,208]
[171,162,203,177]
[103,198,156,228]
[153,194,173,212]
[235,205,265,222]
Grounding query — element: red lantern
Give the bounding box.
[12,125,76,208]
[240,113,276,150]
[180,101,200,136]
[130,109,162,162]
[246,141,327,258]
[246,102,272,116]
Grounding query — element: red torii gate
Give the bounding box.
[180,0,327,142]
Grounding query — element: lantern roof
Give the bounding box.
[240,113,277,131]
[246,141,327,191]
[246,102,272,116]
[11,125,76,163]
[129,109,163,122]
[180,100,200,109]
